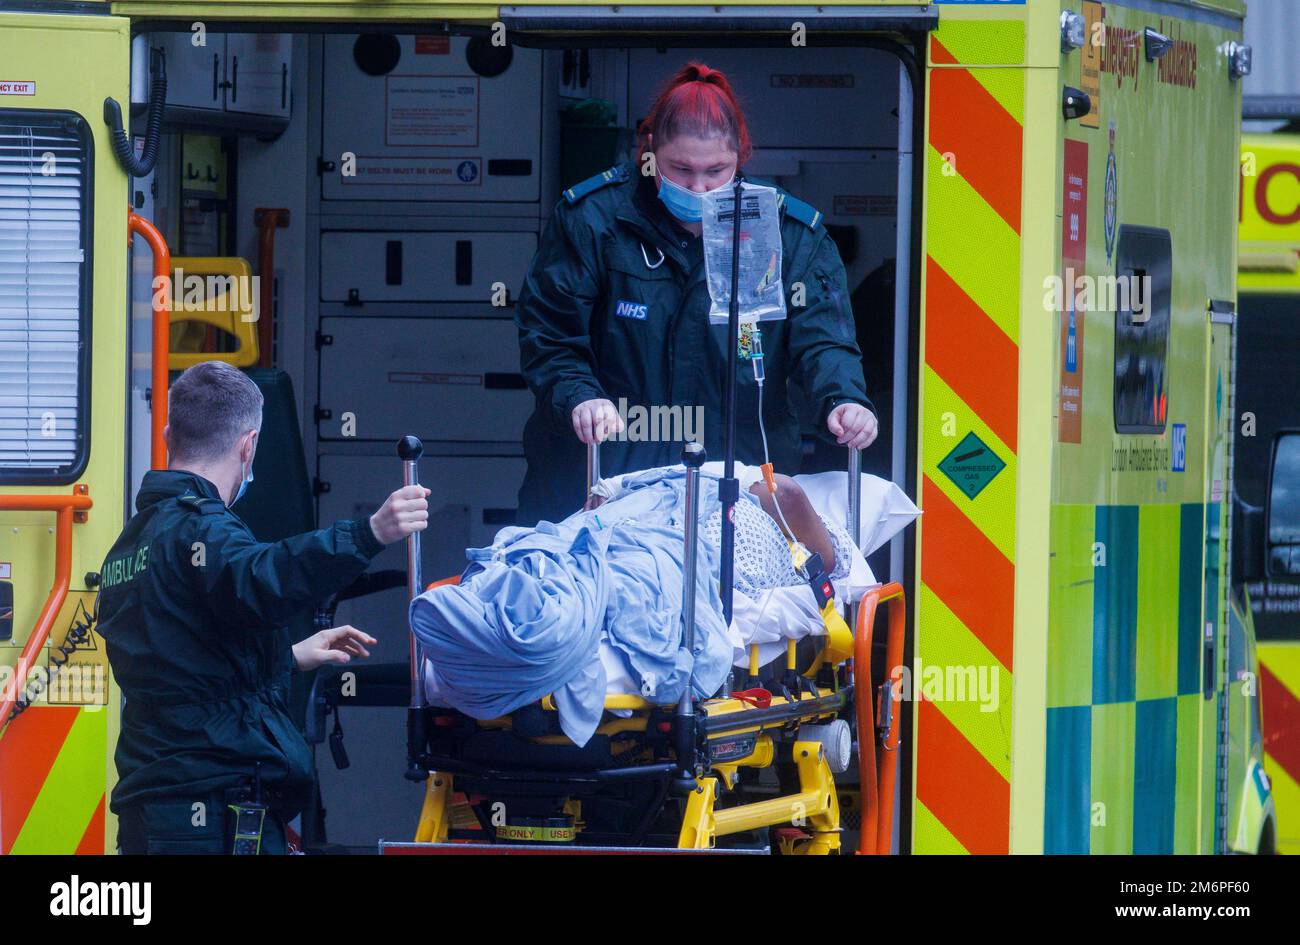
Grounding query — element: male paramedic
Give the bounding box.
[96,361,430,855]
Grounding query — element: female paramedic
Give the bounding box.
[515,62,877,525]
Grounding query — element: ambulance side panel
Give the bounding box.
[0,9,131,854]
[1043,0,1246,855]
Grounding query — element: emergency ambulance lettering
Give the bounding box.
[1154,21,1197,90]
[1100,25,1141,91]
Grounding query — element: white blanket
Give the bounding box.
[425,464,919,702]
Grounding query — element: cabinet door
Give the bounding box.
[225,34,290,118]
[156,32,224,110]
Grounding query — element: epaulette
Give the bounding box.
[563,165,630,205]
[177,494,226,515]
[778,193,823,230]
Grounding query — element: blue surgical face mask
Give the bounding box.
[657,172,735,224]
[232,448,255,506]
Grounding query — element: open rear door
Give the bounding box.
[0,5,131,854]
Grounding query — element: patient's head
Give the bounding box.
[164,360,264,506]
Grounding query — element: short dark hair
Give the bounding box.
[167,361,263,462]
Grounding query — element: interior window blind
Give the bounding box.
[0,112,90,480]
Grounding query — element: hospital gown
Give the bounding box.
[701,497,854,598]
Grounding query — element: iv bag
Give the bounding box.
[701,181,787,325]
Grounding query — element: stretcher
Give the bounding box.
[387,436,910,855]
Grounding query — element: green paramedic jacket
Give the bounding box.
[515,162,873,525]
[95,470,385,815]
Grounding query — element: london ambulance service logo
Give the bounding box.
[1104,123,1118,262]
[1107,124,1118,262]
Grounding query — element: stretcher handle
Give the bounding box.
[586,441,601,497]
[846,447,861,549]
[679,441,707,706]
[398,435,426,711]
[672,441,707,794]
[846,446,862,631]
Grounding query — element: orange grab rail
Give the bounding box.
[128,211,171,470]
[254,208,289,370]
[0,487,93,737]
[853,582,907,855]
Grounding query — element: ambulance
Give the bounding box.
[0,0,1276,854]
[1235,130,1300,855]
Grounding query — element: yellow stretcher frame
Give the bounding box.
[412,582,908,854]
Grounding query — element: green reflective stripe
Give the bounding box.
[1048,504,1094,708]
[1050,499,1218,852]
[1090,701,1136,854]
[1174,694,1201,853]
[1136,505,1180,701]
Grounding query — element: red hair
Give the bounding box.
[636,62,753,166]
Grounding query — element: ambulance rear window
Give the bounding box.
[0,110,91,484]
[1112,225,1171,434]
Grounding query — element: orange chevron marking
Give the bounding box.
[0,706,80,854]
[928,39,1024,235]
[921,477,1016,670]
[916,698,1010,853]
[924,258,1020,451]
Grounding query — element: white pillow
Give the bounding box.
[592,461,920,559]
[791,469,920,556]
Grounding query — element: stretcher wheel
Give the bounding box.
[798,720,851,774]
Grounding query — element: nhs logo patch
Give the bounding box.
[615,299,648,321]
[1171,424,1187,472]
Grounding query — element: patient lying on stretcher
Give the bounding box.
[588,472,855,597]
[408,463,866,746]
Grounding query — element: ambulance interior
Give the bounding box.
[125,27,920,849]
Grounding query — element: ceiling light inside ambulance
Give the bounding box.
[1228,42,1253,80]
[1059,10,1085,53]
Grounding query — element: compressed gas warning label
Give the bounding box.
[938,432,1006,500]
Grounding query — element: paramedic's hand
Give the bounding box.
[293,625,377,672]
[571,398,625,445]
[370,485,431,545]
[827,403,878,450]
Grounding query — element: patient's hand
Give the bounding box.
[583,493,607,512]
